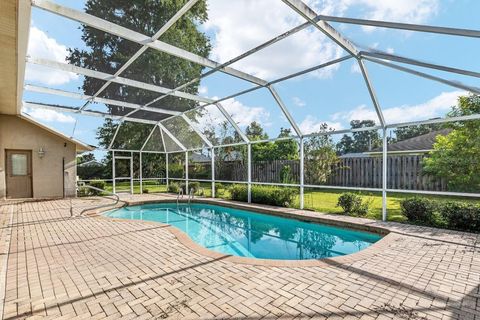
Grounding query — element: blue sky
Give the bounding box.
[22,0,480,158]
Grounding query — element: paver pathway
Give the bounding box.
[0,196,479,319]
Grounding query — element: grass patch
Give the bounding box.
[299,189,480,222]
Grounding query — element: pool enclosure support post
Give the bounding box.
[211,147,215,198]
[299,137,305,209]
[247,143,252,203]
[185,151,189,194]
[112,151,116,194]
[139,151,143,194]
[130,152,134,195]
[165,153,169,190]
[382,128,388,221]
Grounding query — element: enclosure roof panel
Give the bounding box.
[14,0,480,152]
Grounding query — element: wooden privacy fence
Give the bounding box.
[327,155,446,191]
[205,155,447,191]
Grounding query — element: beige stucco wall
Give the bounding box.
[0,0,30,115]
[0,115,77,199]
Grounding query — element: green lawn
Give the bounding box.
[88,181,480,223]
[300,189,480,222]
[104,181,168,194]
[213,186,480,222]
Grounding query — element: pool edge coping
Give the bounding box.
[86,197,397,268]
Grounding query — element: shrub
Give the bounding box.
[168,164,184,178]
[252,185,298,207]
[215,183,225,196]
[439,201,480,232]
[188,182,201,194]
[167,182,180,194]
[280,165,293,184]
[336,192,369,216]
[77,186,89,197]
[89,180,106,196]
[400,197,435,223]
[142,188,149,194]
[229,184,248,202]
[228,184,298,207]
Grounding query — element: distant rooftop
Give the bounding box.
[371,129,452,154]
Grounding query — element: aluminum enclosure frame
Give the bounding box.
[22,0,480,220]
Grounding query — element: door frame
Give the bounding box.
[5,149,33,198]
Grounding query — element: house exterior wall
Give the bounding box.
[0,115,77,199]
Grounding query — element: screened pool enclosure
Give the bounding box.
[23,0,480,220]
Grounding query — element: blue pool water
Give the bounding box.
[105,203,381,260]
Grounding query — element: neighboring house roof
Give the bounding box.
[20,114,95,152]
[78,160,105,167]
[369,129,452,154]
[190,152,211,163]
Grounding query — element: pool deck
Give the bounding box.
[0,194,479,319]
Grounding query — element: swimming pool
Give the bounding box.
[105,203,381,260]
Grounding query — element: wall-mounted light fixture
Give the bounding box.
[38,147,46,159]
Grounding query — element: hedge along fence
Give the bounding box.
[207,155,446,191]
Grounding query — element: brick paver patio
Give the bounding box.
[0,195,479,319]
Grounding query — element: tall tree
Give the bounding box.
[304,123,339,185]
[68,0,211,175]
[336,120,381,154]
[394,124,441,141]
[423,94,480,192]
[76,153,95,164]
[272,128,299,160]
[246,121,268,141]
[350,120,381,152]
[246,121,271,161]
[336,135,354,155]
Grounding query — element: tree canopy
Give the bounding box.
[304,123,339,185]
[245,123,299,161]
[336,120,381,154]
[69,0,212,177]
[423,94,480,192]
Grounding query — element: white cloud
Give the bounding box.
[341,0,440,32]
[203,1,438,81]
[204,0,344,80]
[191,98,271,133]
[331,91,464,124]
[25,26,79,85]
[386,47,395,54]
[299,115,343,135]
[198,86,208,95]
[350,62,361,74]
[292,97,306,107]
[355,0,439,24]
[24,107,76,123]
[221,98,271,128]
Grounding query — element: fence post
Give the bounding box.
[139,151,143,194]
[247,143,252,203]
[300,137,304,209]
[130,151,134,195]
[165,153,169,190]
[382,128,388,221]
[112,150,116,194]
[185,151,189,193]
[211,147,215,198]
